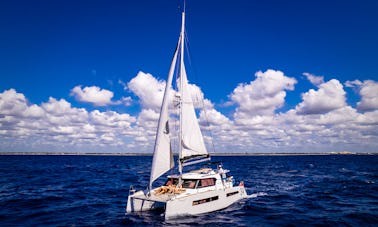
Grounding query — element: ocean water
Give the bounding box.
[0,155,377,226]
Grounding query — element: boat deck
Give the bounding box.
[131,191,173,203]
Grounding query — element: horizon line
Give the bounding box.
[0,151,376,156]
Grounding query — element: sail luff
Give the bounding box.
[149,37,181,190]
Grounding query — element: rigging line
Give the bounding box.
[184,30,216,155]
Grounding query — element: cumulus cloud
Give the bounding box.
[303,72,324,86]
[187,83,210,109]
[229,69,297,120]
[42,97,74,116]
[345,80,378,111]
[127,71,167,110]
[295,79,346,115]
[1,70,378,154]
[0,89,137,152]
[199,108,230,127]
[126,71,211,111]
[357,80,378,111]
[70,85,115,106]
[0,89,29,117]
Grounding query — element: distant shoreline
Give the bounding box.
[0,152,376,156]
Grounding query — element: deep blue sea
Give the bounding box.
[0,155,377,226]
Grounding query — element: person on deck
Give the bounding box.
[218,164,226,181]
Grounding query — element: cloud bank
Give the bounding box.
[1,69,378,153]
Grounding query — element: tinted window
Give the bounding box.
[182,179,197,189]
[197,178,216,188]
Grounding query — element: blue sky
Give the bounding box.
[1,0,378,153]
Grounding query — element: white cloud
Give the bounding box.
[303,72,324,86]
[136,109,160,136]
[121,96,133,106]
[199,108,231,127]
[1,71,378,154]
[42,97,74,115]
[187,83,208,109]
[127,71,167,110]
[0,89,28,116]
[23,104,45,118]
[295,79,346,115]
[126,71,212,111]
[229,69,297,121]
[357,81,378,111]
[344,79,362,88]
[0,89,137,152]
[70,85,115,106]
[345,80,378,111]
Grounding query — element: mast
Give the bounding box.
[178,10,185,176]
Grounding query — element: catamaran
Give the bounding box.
[126,8,248,220]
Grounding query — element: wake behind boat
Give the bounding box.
[126,7,248,220]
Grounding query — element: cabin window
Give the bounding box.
[182,179,197,189]
[192,196,219,206]
[166,178,216,189]
[197,178,216,188]
[226,191,239,197]
[165,178,179,186]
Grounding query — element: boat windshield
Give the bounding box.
[165,178,217,189]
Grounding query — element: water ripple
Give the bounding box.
[0,155,377,226]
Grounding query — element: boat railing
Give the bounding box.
[128,185,136,197]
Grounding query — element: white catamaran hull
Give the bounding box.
[165,186,247,219]
[126,186,247,219]
[126,190,165,213]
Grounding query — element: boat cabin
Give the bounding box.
[165,177,217,189]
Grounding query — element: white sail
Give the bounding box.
[150,11,209,188]
[179,64,208,162]
[178,11,208,164]
[149,38,180,189]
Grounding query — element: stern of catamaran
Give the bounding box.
[126,189,170,213]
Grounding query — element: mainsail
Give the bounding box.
[149,38,180,189]
[149,11,209,189]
